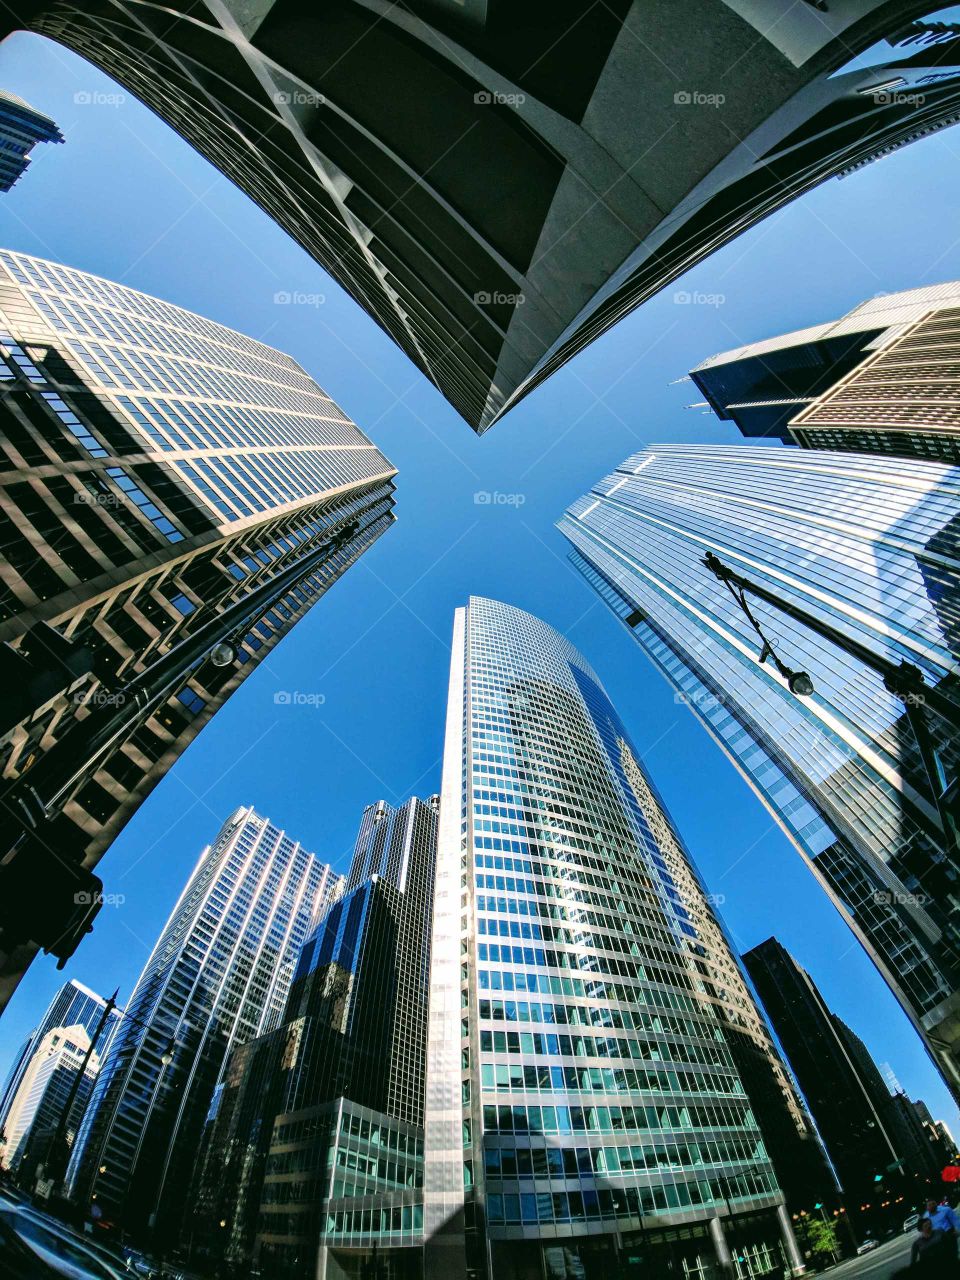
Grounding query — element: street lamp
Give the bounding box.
[700,549,960,866]
[209,641,237,668]
[702,552,815,695]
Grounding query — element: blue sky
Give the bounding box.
[2,31,960,1137]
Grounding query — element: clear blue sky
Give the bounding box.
[2,31,960,1137]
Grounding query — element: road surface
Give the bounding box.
[821,1233,913,1280]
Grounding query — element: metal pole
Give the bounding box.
[701,551,960,860]
[701,552,960,732]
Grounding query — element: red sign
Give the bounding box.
[941,1166,960,1183]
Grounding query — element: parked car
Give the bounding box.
[856,1238,880,1255]
[123,1245,162,1277]
[905,1213,922,1232]
[0,1206,125,1279]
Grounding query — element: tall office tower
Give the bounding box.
[936,1117,957,1156]
[0,1024,100,1183]
[0,90,62,191]
[424,597,811,1280]
[559,444,960,1097]
[65,806,343,1238]
[0,249,395,1005]
[887,1091,951,1179]
[743,939,926,1217]
[6,6,960,430]
[691,280,960,464]
[0,979,119,1136]
[191,793,438,1280]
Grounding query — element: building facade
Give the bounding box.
[0,978,119,1139]
[65,806,343,1238]
[192,794,439,1280]
[0,90,62,191]
[8,3,960,430]
[0,249,396,1006]
[0,1024,100,1183]
[691,280,960,463]
[742,938,919,1224]
[424,597,808,1280]
[558,443,960,1098]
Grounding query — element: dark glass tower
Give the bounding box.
[7,4,960,429]
[424,597,810,1280]
[0,249,396,1007]
[192,794,439,1280]
[743,939,932,1229]
[0,89,62,191]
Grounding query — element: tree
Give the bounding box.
[794,1216,841,1268]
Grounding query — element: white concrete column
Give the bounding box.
[710,1213,735,1276]
[777,1203,807,1276]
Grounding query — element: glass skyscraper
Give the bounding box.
[0,1023,101,1184]
[424,597,808,1280]
[0,979,119,1139]
[559,443,960,1097]
[0,249,395,1006]
[65,805,342,1238]
[192,794,438,1279]
[0,90,62,191]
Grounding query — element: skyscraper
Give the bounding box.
[743,938,920,1220]
[7,4,960,429]
[0,249,395,1005]
[192,794,438,1279]
[0,979,119,1138]
[559,443,960,1096]
[0,90,62,191]
[65,806,343,1238]
[691,280,960,463]
[0,1023,100,1184]
[424,597,809,1280]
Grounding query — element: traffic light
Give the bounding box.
[0,831,103,962]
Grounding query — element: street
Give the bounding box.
[821,1234,914,1280]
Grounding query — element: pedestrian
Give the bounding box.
[911,1218,952,1275]
[923,1198,960,1254]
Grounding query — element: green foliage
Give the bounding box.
[795,1216,841,1261]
